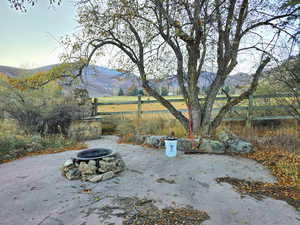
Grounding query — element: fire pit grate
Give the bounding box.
[76,148,113,161]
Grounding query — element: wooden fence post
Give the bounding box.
[137,94,142,119]
[137,94,142,133]
[246,95,254,127]
[92,98,98,116]
[0,110,4,121]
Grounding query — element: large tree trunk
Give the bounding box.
[200,70,228,134]
[186,43,203,133]
[190,97,202,134]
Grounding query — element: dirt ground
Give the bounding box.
[0,136,299,225]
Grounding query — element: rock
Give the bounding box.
[199,139,225,154]
[144,136,167,148]
[228,140,253,154]
[112,152,122,159]
[88,160,96,166]
[63,159,74,167]
[79,162,94,175]
[177,138,193,152]
[63,166,73,173]
[102,157,115,162]
[88,174,103,183]
[217,131,253,154]
[116,159,125,170]
[87,160,97,173]
[113,159,125,173]
[134,135,147,145]
[101,171,115,181]
[98,161,118,173]
[88,171,115,183]
[65,168,81,180]
[177,138,201,152]
[217,131,238,143]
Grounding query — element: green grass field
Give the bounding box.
[94,94,296,125]
[95,95,280,114]
[96,95,185,102]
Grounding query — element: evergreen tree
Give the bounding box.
[161,87,169,96]
[138,89,144,96]
[118,88,124,96]
[127,85,139,96]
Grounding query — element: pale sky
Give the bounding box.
[0,0,77,68]
[0,1,283,74]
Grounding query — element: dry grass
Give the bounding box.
[219,120,300,154]
[97,95,183,102]
[96,95,292,115]
[97,96,240,113]
[0,119,88,163]
[68,121,102,141]
[0,118,22,135]
[102,114,187,137]
[98,102,187,113]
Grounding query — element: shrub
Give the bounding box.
[101,117,119,134]
[0,132,81,163]
[116,120,136,136]
[0,135,27,154]
[137,116,165,134]
[36,135,78,149]
[0,118,87,163]
[103,115,186,138]
[68,121,102,141]
[0,79,90,136]
[219,121,300,154]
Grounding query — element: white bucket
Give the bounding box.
[165,139,177,157]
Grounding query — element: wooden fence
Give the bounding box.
[90,93,299,126]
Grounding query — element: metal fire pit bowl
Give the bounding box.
[76,148,113,161]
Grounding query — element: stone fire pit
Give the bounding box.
[61,148,125,183]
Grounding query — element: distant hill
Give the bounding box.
[0,64,251,97]
[0,65,29,77]
[0,64,133,96]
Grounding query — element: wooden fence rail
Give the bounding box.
[93,93,293,106]
[90,93,299,126]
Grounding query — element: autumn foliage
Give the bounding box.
[217,145,300,210]
[6,63,78,90]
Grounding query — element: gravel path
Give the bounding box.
[0,136,299,225]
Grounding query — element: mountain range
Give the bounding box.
[0,64,252,97]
